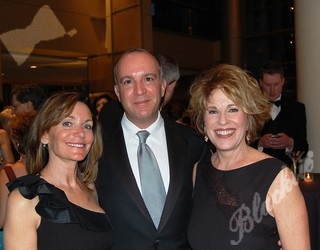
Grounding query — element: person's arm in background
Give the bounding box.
[0,169,10,228]
[0,129,15,166]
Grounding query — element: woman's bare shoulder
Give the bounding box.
[8,188,39,210]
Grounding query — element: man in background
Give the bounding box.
[155,54,180,109]
[255,61,308,166]
[11,83,46,116]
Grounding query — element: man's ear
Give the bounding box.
[25,101,35,112]
[168,80,177,88]
[114,85,121,102]
[160,79,166,97]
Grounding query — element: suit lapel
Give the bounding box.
[158,124,188,232]
[273,99,289,127]
[107,126,152,223]
[107,122,190,231]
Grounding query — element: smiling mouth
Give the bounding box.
[216,130,234,136]
[67,143,85,148]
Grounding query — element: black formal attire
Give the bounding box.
[7,175,113,250]
[98,100,123,139]
[257,97,308,166]
[188,152,284,250]
[96,112,206,250]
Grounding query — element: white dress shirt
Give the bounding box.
[259,95,293,152]
[121,112,170,193]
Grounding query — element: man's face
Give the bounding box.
[114,51,166,129]
[11,94,30,115]
[259,73,284,101]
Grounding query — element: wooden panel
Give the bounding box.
[111,0,139,12]
[88,54,114,93]
[112,6,142,52]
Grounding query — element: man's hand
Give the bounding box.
[259,133,293,150]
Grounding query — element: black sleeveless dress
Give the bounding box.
[188,152,286,250]
[7,175,113,250]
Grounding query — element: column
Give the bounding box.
[108,0,153,53]
[295,0,320,172]
[220,0,245,67]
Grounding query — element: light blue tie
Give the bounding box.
[137,130,166,228]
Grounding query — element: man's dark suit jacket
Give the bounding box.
[258,97,308,166]
[96,108,206,250]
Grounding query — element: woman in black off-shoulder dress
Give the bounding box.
[4,92,113,249]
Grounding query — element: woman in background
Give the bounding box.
[0,112,34,250]
[0,113,34,228]
[0,108,16,167]
[92,94,113,118]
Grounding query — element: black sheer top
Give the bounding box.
[188,152,286,250]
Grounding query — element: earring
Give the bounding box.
[203,126,208,142]
[246,133,250,143]
[204,135,208,142]
[42,143,48,148]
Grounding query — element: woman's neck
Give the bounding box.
[212,145,252,170]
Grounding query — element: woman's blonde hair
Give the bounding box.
[188,63,271,144]
[0,108,15,129]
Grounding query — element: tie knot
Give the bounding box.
[137,130,150,144]
[270,100,281,107]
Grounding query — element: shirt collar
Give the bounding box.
[121,112,164,138]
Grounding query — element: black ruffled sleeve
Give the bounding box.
[7,175,112,232]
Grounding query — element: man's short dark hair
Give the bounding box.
[259,61,285,79]
[12,83,46,110]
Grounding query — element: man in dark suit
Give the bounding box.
[96,48,205,250]
[256,61,308,166]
